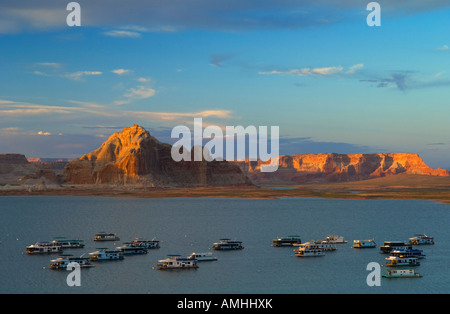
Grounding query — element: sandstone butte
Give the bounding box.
[233,153,450,184]
[62,124,252,187]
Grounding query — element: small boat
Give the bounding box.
[352,239,376,248]
[52,237,85,248]
[26,242,63,254]
[272,235,302,247]
[49,254,95,269]
[157,255,199,269]
[88,248,124,261]
[187,252,217,261]
[380,241,412,254]
[295,242,336,251]
[409,234,434,245]
[212,239,244,250]
[93,232,120,242]
[130,238,160,249]
[320,235,347,244]
[382,269,422,278]
[295,247,325,257]
[390,248,426,259]
[116,244,148,255]
[385,256,420,267]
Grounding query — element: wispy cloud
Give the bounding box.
[104,30,141,38]
[112,69,133,75]
[115,86,156,105]
[360,70,450,91]
[259,64,363,77]
[436,44,449,51]
[64,71,103,80]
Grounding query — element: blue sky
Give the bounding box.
[0,0,449,169]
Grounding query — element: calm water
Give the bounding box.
[0,196,449,294]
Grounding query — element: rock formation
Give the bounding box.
[62,124,252,187]
[0,154,61,187]
[233,153,450,184]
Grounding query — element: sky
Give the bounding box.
[0,0,449,169]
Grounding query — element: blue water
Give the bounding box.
[0,196,448,294]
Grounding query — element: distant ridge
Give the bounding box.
[232,153,450,185]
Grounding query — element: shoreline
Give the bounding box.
[1,183,449,204]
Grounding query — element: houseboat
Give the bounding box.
[385,256,420,267]
[93,232,120,242]
[409,234,434,245]
[382,269,422,278]
[295,242,336,251]
[272,235,302,247]
[380,241,412,254]
[52,237,85,248]
[26,242,63,254]
[49,255,94,269]
[212,239,244,250]
[130,238,160,249]
[88,248,124,261]
[157,255,199,269]
[187,252,217,261]
[320,235,347,244]
[352,239,376,248]
[390,248,426,259]
[295,247,325,257]
[116,244,148,255]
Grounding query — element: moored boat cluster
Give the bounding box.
[26,233,434,276]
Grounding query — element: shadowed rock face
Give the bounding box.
[62,124,252,187]
[233,153,450,184]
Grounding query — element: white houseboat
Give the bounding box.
[93,232,120,242]
[116,244,148,255]
[26,242,63,254]
[49,255,94,269]
[295,247,325,257]
[320,235,347,244]
[295,242,336,251]
[187,252,217,261]
[352,239,376,248]
[52,237,85,248]
[157,255,199,269]
[382,269,422,278]
[212,239,244,250]
[130,238,160,249]
[380,241,412,254]
[385,256,420,267]
[272,235,302,247]
[88,248,124,261]
[390,248,426,259]
[408,234,434,245]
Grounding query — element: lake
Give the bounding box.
[0,196,448,294]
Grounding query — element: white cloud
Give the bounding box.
[259,64,363,77]
[112,69,132,75]
[437,45,449,51]
[64,71,102,80]
[115,86,156,105]
[104,30,141,38]
[137,77,151,82]
[35,62,62,68]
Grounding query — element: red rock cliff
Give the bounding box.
[233,153,450,184]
